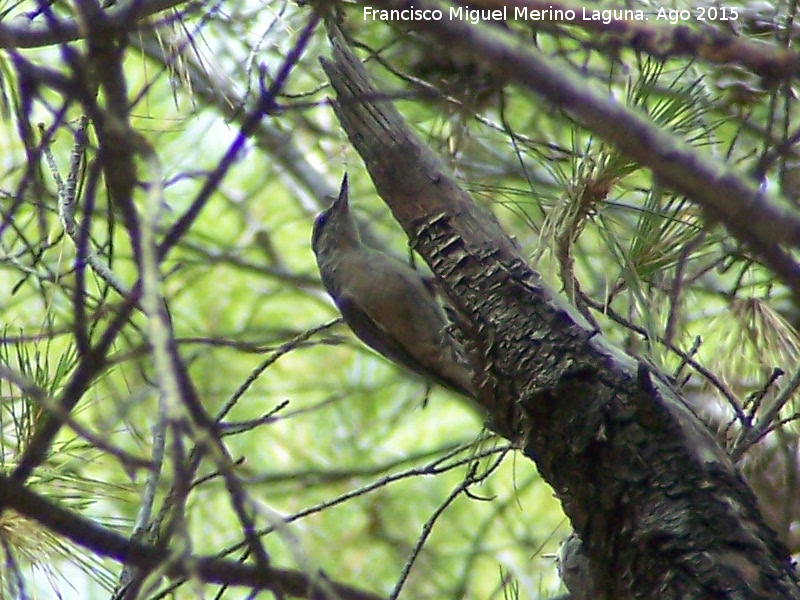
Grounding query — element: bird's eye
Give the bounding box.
[311,212,329,251]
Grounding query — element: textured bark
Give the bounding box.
[321,22,800,600]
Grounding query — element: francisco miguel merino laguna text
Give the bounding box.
[363,6,649,24]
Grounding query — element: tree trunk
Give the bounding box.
[321,23,800,600]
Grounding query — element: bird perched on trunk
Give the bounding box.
[556,532,594,600]
[311,174,476,400]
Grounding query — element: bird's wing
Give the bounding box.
[336,291,474,398]
[336,291,424,374]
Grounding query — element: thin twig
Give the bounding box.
[732,365,800,461]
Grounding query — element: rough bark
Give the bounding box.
[320,23,800,600]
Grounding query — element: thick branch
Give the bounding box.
[468,0,800,79]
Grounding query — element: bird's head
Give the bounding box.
[311,174,360,258]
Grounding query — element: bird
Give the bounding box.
[311,174,476,400]
[556,531,594,600]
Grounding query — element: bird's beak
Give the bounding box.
[334,173,349,210]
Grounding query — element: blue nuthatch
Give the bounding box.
[311,174,476,399]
